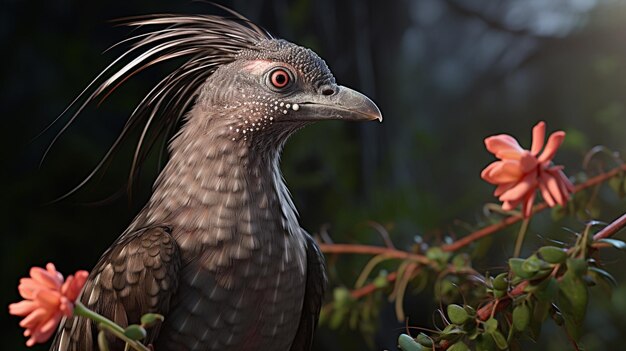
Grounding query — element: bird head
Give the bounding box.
[201,39,381,134]
[49,9,381,197]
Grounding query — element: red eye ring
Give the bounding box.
[270,69,290,89]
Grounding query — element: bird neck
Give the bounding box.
[143,106,300,238]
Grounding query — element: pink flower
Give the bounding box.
[481,121,574,218]
[9,263,88,347]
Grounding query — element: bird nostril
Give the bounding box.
[322,88,335,96]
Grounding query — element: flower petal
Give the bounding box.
[26,312,60,346]
[530,122,546,156]
[17,278,42,300]
[30,267,62,291]
[519,152,539,173]
[8,300,38,317]
[481,162,505,184]
[35,289,61,310]
[550,168,574,204]
[39,312,62,334]
[482,160,524,184]
[46,263,64,283]
[61,271,88,301]
[494,183,516,197]
[499,172,538,202]
[19,308,47,329]
[557,169,575,192]
[541,171,565,206]
[485,135,525,160]
[538,181,556,207]
[522,191,536,218]
[502,200,520,211]
[538,131,565,163]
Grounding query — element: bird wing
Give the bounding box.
[50,225,181,351]
[290,230,327,351]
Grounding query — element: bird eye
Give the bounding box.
[269,68,291,89]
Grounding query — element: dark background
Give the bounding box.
[2,0,626,350]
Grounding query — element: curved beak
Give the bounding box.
[297,85,382,122]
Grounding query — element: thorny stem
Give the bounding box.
[319,164,626,303]
[513,218,530,258]
[475,211,626,323]
[352,272,398,299]
[593,212,626,240]
[318,244,433,266]
[441,163,626,252]
[476,281,528,321]
[320,164,626,259]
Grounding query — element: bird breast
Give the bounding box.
[143,121,308,350]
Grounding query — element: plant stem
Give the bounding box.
[319,164,626,258]
[318,243,432,266]
[74,302,124,333]
[513,218,530,258]
[441,163,626,252]
[74,302,150,351]
[593,212,626,240]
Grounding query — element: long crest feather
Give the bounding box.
[44,11,272,201]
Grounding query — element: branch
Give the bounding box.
[352,271,398,299]
[320,164,626,258]
[593,212,626,240]
[318,244,432,265]
[476,210,626,322]
[319,164,626,303]
[441,163,626,252]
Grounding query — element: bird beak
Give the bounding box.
[297,85,382,122]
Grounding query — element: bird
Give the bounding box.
[49,7,382,351]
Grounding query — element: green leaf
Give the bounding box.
[426,247,451,265]
[447,304,469,325]
[475,334,497,351]
[490,330,508,350]
[509,258,534,279]
[484,318,498,333]
[123,324,147,341]
[398,334,424,351]
[448,341,470,351]
[415,333,433,347]
[373,273,389,288]
[492,273,508,291]
[97,330,110,351]
[528,300,551,341]
[558,270,588,341]
[333,287,352,308]
[440,324,465,340]
[531,277,558,301]
[140,313,164,327]
[349,308,359,329]
[512,303,530,332]
[329,306,349,329]
[538,246,568,264]
[493,289,506,299]
[464,305,476,317]
[566,258,588,277]
[452,253,471,268]
[521,256,542,274]
[597,238,626,250]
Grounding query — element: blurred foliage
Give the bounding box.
[321,157,626,350]
[2,0,626,350]
[390,221,626,351]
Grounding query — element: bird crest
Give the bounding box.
[43,6,274,200]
